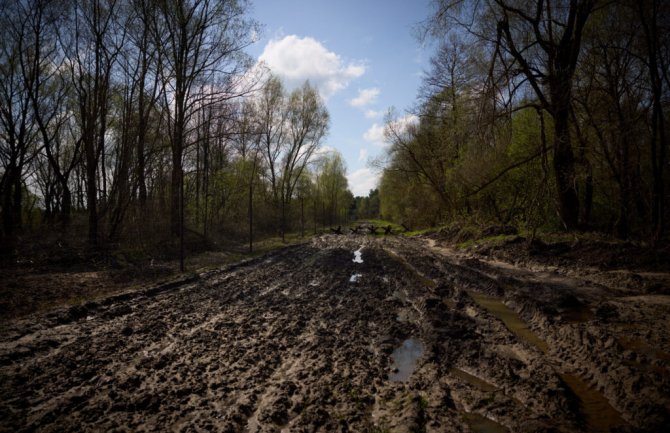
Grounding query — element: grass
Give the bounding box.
[355,219,437,236]
[454,233,519,250]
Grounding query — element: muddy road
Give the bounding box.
[1,235,668,432]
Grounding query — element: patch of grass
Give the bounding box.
[455,233,518,250]
[403,227,437,237]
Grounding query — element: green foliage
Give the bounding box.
[352,188,380,220]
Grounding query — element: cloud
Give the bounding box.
[363,114,419,147]
[310,145,337,163]
[363,123,386,147]
[258,35,365,99]
[365,109,383,119]
[349,87,380,107]
[358,148,368,162]
[347,167,380,197]
[391,114,419,135]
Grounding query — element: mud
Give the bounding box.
[1,235,668,432]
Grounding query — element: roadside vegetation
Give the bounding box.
[377,0,669,245]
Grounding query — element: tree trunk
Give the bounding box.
[12,172,22,233]
[551,101,580,230]
[248,180,253,253]
[301,196,305,238]
[2,167,17,237]
[171,119,183,237]
[281,200,287,243]
[62,186,72,225]
[85,140,98,244]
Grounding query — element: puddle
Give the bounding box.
[467,290,627,431]
[559,373,626,432]
[467,291,548,353]
[463,412,509,433]
[450,368,497,392]
[388,338,424,382]
[350,273,362,283]
[353,247,363,263]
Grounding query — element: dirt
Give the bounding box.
[0,235,668,432]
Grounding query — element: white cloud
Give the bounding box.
[258,35,365,99]
[363,123,386,146]
[310,145,337,163]
[365,109,383,119]
[349,87,380,107]
[391,114,419,135]
[363,114,419,148]
[348,167,380,197]
[358,148,368,162]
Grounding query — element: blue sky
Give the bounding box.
[247,0,433,196]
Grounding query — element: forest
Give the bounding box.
[1,0,668,266]
[0,0,354,264]
[379,0,669,243]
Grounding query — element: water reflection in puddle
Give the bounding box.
[353,247,363,263]
[350,273,362,283]
[388,338,424,382]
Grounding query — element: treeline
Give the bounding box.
[380,0,669,242]
[0,0,353,258]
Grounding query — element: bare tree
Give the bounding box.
[0,0,43,239]
[152,0,257,246]
[636,0,669,242]
[62,0,124,244]
[423,0,598,229]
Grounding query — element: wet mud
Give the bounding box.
[0,235,668,432]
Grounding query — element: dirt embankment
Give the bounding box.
[0,235,668,432]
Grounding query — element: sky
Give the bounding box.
[247,0,433,197]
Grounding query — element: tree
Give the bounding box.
[316,152,349,226]
[62,0,124,244]
[423,0,597,229]
[635,0,669,242]
[279,81,329,240]
[257,76,288,236]
[0,0,50,239]
[152,0,257,243]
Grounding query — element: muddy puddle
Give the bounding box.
[450,368,497,392]
[468,291,548,353]
[388,338,424,382]
[463,412,509,433]
[352,247,364,263]
[468,291,628,432]
[559,373,626,432]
